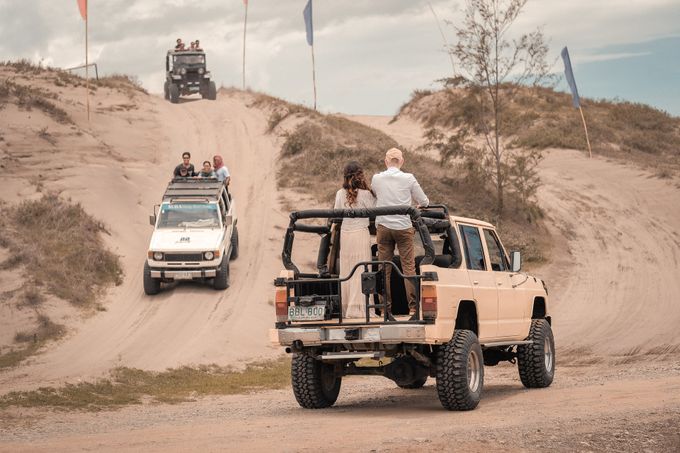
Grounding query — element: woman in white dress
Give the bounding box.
[333,162,376,319]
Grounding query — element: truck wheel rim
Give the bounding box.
[544,337,554,372]
[467,350,481,393]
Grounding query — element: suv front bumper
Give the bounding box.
[150,268,217,279]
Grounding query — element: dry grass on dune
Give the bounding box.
[265,103,547,263]
[0,358,291,411]
[395,85,680,172]
[1,60,148,101]
[0,78,72,124]
[0,194,123,308]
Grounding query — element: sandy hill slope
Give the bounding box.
[347,113,680,360]
[1,64,680,396]
[0,66,295,390]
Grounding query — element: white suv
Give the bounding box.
[144,178,238,295]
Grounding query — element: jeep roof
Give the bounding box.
[162,178,225,202]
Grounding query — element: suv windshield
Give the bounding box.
[173,54,205,65]
[158,203,220,229]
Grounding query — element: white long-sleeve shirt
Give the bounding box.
[371,167,429,230]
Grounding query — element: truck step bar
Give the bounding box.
[318,351,386,361]
[482,340,533,348]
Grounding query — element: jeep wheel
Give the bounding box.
[291,352,341,409]
[230,226,239,261]
[207,81,217,101]
[517,319,555,388]
[436,329,484,411]
[213,257,230,290]
[163,81,169,100]
[143,262,161,295]
[169,84,180,104]
[397,376,427,389]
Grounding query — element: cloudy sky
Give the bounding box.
[1,0,678,115]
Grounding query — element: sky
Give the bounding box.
[0,0,678,116]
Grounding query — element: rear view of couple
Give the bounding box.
[334,148,429,321]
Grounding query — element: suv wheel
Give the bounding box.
[230,226,239,261]
[213,257,230,290]
[169,84,180,104]
[163,81,169,100]
[143,262,161,295]
[291,352,341,409]
[436,329,484,410]
[207,81,217,101]
[517,319,555,388]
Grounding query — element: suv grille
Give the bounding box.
[165,253,203,262]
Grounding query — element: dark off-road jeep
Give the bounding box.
[164,50,217,103]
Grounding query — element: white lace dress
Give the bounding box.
[334,189,376,318]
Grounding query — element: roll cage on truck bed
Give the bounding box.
[272,205,554,411]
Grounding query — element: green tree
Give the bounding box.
[450,0,551,214]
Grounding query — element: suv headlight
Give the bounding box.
[198,68,204,75]
[180,68,187,75]
[153,252,164,261]
[204,251,214,260]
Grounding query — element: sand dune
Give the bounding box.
[0,89,292,390]
[2,75,680,451]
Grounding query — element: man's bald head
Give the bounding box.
[385,147,404,169]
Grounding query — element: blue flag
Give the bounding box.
[561,47,580,109]
[303,0,313,46]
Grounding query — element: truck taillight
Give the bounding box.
[421,285,437,320]
[275,288,289,322]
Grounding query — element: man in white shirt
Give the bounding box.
[371,148,429,320]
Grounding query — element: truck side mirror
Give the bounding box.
[149,215,156,226]
[511,251,521,273]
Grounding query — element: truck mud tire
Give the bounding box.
[291,352,341,409]
[143,262,161,295]
[163,81,169,100]
[230,226,239,261]
[207,81,217,101]
[397,376,427,389]
[436,329,484,411]
[213,257,230,290]
[169,83,179,104]
[517,319,555,388]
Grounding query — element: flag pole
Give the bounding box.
[311,43,317,111]
[242,1,248,90]
[427,1,455,75]
[85,6,90,122]
[578,105,592,159]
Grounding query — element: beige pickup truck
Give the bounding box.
[272,205,554,411]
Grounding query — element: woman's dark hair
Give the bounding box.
[343,161,371,207]
[203,160,211,166]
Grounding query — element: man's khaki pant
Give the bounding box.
[376,225,416,314]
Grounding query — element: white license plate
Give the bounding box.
[174,271,194,280]
[289,305,326,321]
[189,86,199,91]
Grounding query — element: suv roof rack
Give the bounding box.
[163,178,225,201]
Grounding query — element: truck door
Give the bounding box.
[459,224,498,340]
[482,229,525,339]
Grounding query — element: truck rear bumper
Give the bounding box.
[273,324,427,346]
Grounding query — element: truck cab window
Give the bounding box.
[460,225,486,271]
[483,229,508,271]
